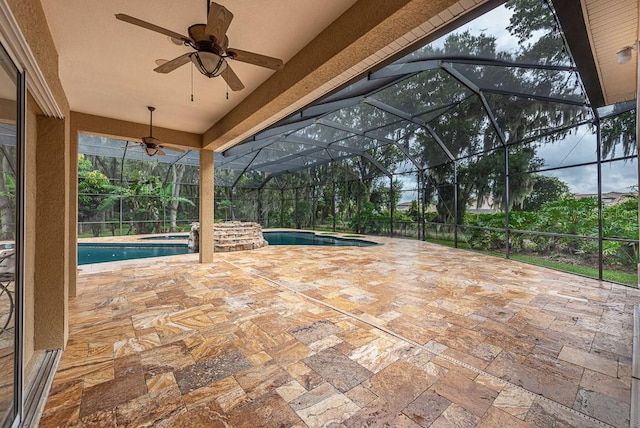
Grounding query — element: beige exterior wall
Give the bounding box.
[71,112,201,150]
[35,115,70,349]
[199,150,214,263]
[24,97,38,364]
[69,122,77,298]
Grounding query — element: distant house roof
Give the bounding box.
[396,202,413,212]
[573,192,635,205]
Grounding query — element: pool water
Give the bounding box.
[263,231,377,247]
[78,243,188,265]
[78,231,375,265]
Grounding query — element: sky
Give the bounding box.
[429,4,518,54]
[535,128,638,195]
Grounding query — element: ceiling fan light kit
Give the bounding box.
[143,144,162,156]
[191,51,227,77]
[115,1,284,91]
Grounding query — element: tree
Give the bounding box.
[98,170,195,234]
[78,155,112,236]
[518,175,570,211]
[218,199,233,221]
[601,110,636,159]
[388,0,588,224]
[407,200,420,222]
[166,164,185,232]
[212,0,606,239]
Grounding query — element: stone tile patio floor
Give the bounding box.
[40,236,640,427]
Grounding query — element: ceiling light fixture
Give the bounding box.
[617,45,635,65]
[190,51,228,77]
[144,145,160,156]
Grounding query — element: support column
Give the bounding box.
[419,170,425,240]
[35,115,69,349]
[69,122,78,298]
[280,189,284,227]
[257,189,262,225]
[199,149,214,264]
[356,182,361,234]
[389,176,394,237]
[294,187,299,229]
[453,161,458,248]
[332,182,336,232]
[596,119,603,280]
[504,147,510,258]
[312,185,317,231]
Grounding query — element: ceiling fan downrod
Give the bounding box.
[148,106,155,137]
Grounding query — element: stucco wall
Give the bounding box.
[34,115,69,349]
[24,97,37,365]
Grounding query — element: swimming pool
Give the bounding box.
[78,232,374,264]
[78,243,188,265]
[263,231,377,246]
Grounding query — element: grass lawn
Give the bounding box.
[511,254,637,287]
[423,238,638,287]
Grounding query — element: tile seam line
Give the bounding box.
[220,257,616,428]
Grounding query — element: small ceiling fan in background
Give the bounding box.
[116,1,284,92]
[140,106,186,156]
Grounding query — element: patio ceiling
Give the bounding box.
[39,0,358,134]
[39,0,500,151]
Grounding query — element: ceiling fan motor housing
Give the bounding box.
[188,24,222,52]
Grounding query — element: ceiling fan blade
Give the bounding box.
[154,53,192,74]
[221,64,245,91]
[160,143,187,153]
[205,2,234,44]
[156,148,166,156]
[115,14,192,43]
[227,48,284,71]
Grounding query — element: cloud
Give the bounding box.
[533,126,637,194]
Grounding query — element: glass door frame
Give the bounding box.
[13,49,24,428]
[0,40,25,428]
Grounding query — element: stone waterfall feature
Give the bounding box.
[188,222,268,253]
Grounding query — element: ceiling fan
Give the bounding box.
[140,106,186,156]
[115,1,284,91]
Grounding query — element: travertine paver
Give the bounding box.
[40,234,640,427]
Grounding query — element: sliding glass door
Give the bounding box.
[0,42,23,428]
